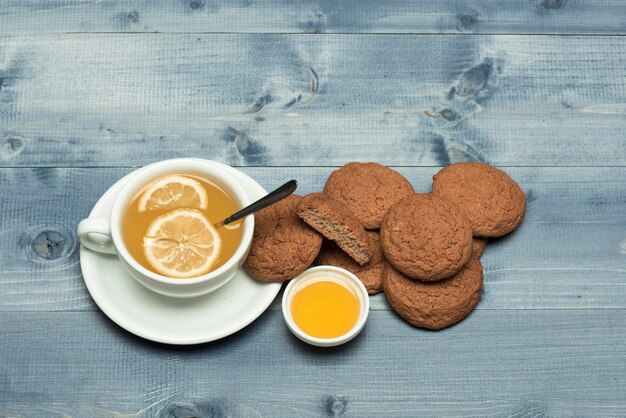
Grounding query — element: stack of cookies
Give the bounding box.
[244,162,526,330]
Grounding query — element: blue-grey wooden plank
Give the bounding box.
[1,309,625,417]
[1,0,626,35]
[1,166,626,312]
[1,34,626,167]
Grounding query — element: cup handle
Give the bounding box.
[77,218,117,254]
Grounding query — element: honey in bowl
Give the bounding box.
[290,279,361,339]
[121,174,243,278]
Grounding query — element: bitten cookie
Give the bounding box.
[244,195,322,282]
[324,162,414,229]
[432,162,526,238]
[381,194,473,281]
[472,238,488,258]
[383,255,483,330]
[296,193,372,265]
[316,231,386,295]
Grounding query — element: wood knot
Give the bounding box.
[127,11,139,22]
[456,62,492,97]
[542,0,566,9]
[457,11,478,32]
[459,14,477,27]
[247,93,272,113]
[322,395,348,417]
[29,229,75,261]
[7,137,24,152]
[3,135,25,158]
[222,127,269,165]
[189,0,205,10]
[439,108,457,121]
[421,107,460,127]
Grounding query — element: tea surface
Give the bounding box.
[121,174,243,277]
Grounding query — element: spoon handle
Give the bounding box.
[216,179,298,228]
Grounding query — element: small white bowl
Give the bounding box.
[282,265,370,347]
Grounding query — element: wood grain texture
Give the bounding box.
[2,0,626,35]
[1,3,625,415]
[1,166,626,312]
[1,310,625,417]
[1,34,626,167]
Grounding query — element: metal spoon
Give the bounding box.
[214,179,298,229]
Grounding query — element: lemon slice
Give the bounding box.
[138,175,208,212]
[143,209,222,278]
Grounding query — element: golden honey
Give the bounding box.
[290,280,360,339]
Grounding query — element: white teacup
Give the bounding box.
[77,159,254,298]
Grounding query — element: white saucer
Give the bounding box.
[79,161,282,345]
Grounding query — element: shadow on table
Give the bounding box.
[94,303,367,358]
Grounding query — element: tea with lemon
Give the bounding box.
[121,174,243,278]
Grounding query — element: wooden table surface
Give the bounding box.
[2,1,626,417]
